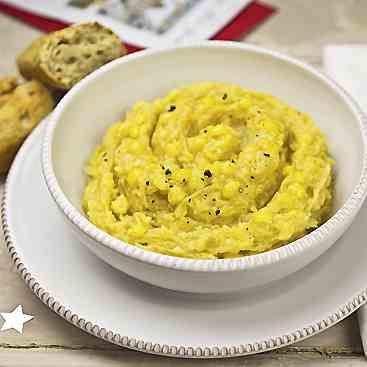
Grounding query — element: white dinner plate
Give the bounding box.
[2,118,367,359]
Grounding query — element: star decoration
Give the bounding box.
[0,305,34,334]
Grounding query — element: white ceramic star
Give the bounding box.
[0,305,34,334]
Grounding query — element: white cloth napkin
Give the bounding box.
[323,44,367,356]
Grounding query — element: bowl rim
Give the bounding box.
[42,40,367,272]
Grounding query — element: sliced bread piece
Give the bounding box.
[17,22,126,90]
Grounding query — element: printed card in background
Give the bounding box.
[1,0,254,47]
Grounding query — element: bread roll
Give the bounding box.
[0,79,54,174]
[17,22,126,90]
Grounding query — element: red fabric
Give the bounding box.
[212,1,276,41]
[0,1,275,53]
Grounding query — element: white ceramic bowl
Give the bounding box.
[42,41,367,293]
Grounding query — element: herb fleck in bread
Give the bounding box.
[0,79,54,174]
[17,22,126,90]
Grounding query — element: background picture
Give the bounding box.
[68,0,199,34]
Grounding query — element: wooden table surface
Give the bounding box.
[1,1,367,365]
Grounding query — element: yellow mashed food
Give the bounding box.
[82,82,333,259]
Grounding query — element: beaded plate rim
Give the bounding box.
[1,121,367,358]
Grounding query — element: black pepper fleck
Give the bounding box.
[151,200,155,203]
[188,198,192,202]
[204,129,208,133]
[264,153,270,157]
[187,221,190,224]
[209,212,212,215]
[161,166,165,170]
[165,169,172,175]
[142,242,148,246]
[251,176,255,179]
[168,105,176,112]
[215,209,220,216]
[201,178,205,182]
[169,184,174,188]
[182,178,186,183]
[204,169,212,178]
[212,198,216,202]
[204,194,207,198]
[146,181,150,186]
[222,93,228,100]
[231,159,235,163]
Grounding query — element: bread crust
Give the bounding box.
[17,22,126,90]
[0,79,54,174]
[0,76,18,108]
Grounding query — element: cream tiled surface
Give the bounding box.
[1,1,367,365]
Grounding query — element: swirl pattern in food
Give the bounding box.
[83,83,333,259]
